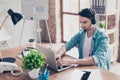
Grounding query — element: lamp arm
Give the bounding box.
[0,51,3,61]
[0,15,9,31]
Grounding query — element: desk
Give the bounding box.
[1,46,120,80]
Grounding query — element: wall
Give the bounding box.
[0,0,62,48]
[0,0,38,48]
[40,0,61,43]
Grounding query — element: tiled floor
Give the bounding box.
[110,62,120,76]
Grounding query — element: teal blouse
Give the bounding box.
[65,27,111,70]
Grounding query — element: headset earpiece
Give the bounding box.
[89,8,96,24]
[91,18,96,24]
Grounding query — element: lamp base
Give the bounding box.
[0,57,16,63]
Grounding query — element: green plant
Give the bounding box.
[23,49,46,71]
[100,21,105,29]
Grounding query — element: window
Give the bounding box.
[61,0,90,42]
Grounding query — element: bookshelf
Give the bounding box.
[92,0,119,62]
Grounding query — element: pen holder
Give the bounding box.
[38,71,50,80]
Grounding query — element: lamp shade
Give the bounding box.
[7,9,23,25]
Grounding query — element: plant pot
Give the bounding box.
[28,68,40,79]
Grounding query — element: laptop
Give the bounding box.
[37,45,76,72]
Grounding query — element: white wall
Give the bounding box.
[0,0,38,48]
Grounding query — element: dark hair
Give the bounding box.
[78,8,96,24]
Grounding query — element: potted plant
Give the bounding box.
[22,48,46,79]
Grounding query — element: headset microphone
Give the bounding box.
[84,25,93,31]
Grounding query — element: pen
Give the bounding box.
[44,64,48,74]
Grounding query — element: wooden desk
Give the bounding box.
[1,46,120,80]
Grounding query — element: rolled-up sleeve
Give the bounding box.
[92,33,111,70]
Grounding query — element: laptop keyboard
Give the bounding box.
[58,66,68,69]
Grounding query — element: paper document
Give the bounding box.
[67,69,85,80]
[17,55,23,59]
[67,69,102,80]
[17,50,30,59]
[86,69,103,80]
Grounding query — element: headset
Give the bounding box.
[78,8,96,31]
[83,24,94,32]
[78,8,96,25]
